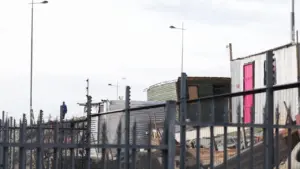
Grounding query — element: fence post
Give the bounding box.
[59,108,64,169]
[19,114,27,169]
[162,100,176,169]
[180,73,187,169]
[70,121,75,169]
[85,95,92,169]
[223,105,228,168]
[0,119,3,169]
[36,110,43,169]
[125,86,131,169]
[53,121,59,169]
[101,122,107,169]
[2,119,8,169]
[8,117,12,169]
[131,120,137,169]
[265,50,274,169]
[210,98,215,168]
[147,121,152,169]
[12,119,16,169]
[196,100,201,169]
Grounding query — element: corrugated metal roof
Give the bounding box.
[147,80,177,90]
[232,42,294,61]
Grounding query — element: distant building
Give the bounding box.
[147,80,177,101]
[146,76,231,123]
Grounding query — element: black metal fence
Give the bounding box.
[1,50,300,169]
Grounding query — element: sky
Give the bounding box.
[0,0,298,120]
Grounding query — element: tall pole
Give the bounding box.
[291,0,295,43]
[29,3,34,169]
[181,22,184,73]
[30,0,34,125]
[116,81,119,100]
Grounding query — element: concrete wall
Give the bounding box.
[231,44,299,124]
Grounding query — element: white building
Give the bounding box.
[231,43,299,124]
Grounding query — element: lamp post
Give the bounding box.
[170,22,186,73]
[108,78,126,100]
[29,0,48,125]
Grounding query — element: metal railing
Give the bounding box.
[1,50,300,169]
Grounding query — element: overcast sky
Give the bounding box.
[0,0,297,119]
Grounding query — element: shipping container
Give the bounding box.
[231,43,299,124]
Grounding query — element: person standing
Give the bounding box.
[60,101,68,120]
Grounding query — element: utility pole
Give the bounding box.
[170,22,186,74]
[29,0,48,125]
[291,0,296,43]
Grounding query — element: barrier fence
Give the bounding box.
[1,50,300,169]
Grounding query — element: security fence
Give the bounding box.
[1,50,300,169]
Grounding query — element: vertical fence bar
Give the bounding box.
[0,119,2,169]
[53,122,59,169]
[223,104,228,169]
[3,119,8,169]
[29,115,32,169]
[19,114,26,169]
[1,111,4,169]
[210,99,215,169]
[147,121,152,169]
[275,107,280,169]
[86,95,92,169]
[9,117,12,169]
[36,111,43,169]
[265,50,274,169]
[250,107,255,169]
[125,86,131,169]
[12,120,16,169]
[76,123,79,158]
[180,73,187,169]
[59,112,64,169]
[117,120,122,169]
[236,106,241,169]
[196,100,201,169]
[287,123,292,169]
[70,122,75,169]
[162,101,176,169]
[101,122,107,169]
[263,110,267,168]
[131,120,137,169]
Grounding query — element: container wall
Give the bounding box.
[231,45,299,123]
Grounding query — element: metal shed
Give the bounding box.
[231,43,299,124]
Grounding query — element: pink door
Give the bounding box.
[243,63,254,123]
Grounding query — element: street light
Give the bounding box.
[29,0,48,125]
[108,78,126,100]
[170,22,186,73]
